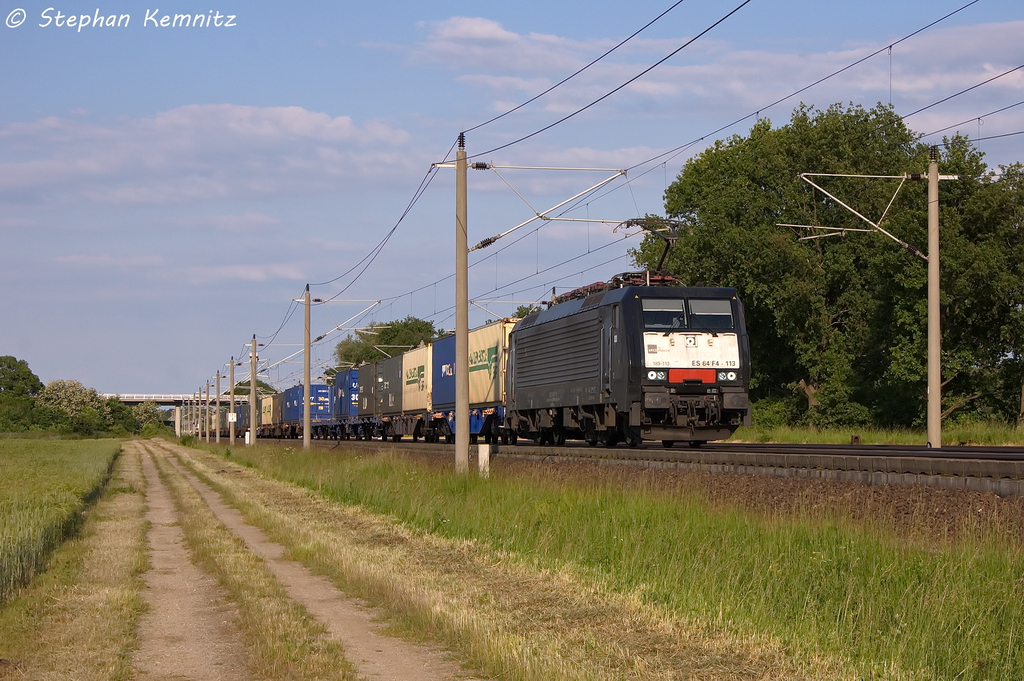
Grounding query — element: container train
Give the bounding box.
[219,271,751,448]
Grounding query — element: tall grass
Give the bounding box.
[215,444,1024,680]
[734,422,1024,445]
[0,439,120,605]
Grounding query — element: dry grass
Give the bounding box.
[0,442,148,680]
[164,441,850,680]
[140,441,359,681]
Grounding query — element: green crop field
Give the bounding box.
[211,443,1024,680]
[0,439,120,605]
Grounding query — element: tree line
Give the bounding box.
[0,356,167,436]
[632,103,1024,428]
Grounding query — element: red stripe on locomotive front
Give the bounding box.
[668,368,716,383]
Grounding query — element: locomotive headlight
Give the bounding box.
[727,371,737,381]
[647,370,667,381]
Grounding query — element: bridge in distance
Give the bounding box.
[103,393,253,437]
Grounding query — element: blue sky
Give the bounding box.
[1,0,1021,394]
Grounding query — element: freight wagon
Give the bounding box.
[429,319,516,443]
[252,270,750,449]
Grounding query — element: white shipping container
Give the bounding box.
[402,344,432,412]
[468,321,515,405]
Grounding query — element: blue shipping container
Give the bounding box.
[283,384,333,424]
[431,334,456,410]
[333,369,359,419]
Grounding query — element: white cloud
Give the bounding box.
[184,263,305,284]
[54,254,164,267]
[166,211,282,233]
[414,16,1024,138]
[0,217,37,229]
[416,17,601,73]
[0,105,420,206]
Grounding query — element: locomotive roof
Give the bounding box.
[514,285,738,332]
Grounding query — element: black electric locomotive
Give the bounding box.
[505,272,751,447]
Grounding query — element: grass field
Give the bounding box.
[209,442,1024,680]
[0,439,121,606]
[733,422,1024,445]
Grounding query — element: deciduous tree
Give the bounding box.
[631,103,1024,427]
[333,316,444,367]
[0,356,43,397]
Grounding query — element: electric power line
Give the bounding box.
[619,0,983,176]
[466,0,692,134]
[923,100,1024,137]
[973,129,1024,142]
[468,0,756,160]
[218,0,987,383]
[904,63,1024,119]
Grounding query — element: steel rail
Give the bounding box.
[250,438,1024,497]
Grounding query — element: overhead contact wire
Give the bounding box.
[468,0,755,160]
[628,0,982,176]
[904,63,1024,119]
[546,0,986,222]
[465,0,692,134]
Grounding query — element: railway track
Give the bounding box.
[240,437,1024,497]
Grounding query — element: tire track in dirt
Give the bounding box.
[134,442,250,680]
[150,442,480,681]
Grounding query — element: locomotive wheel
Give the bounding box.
[688,440,705,448]
[508,431,518,445]
[624,427,640,448]
[392,434,401,443]
[603,431,619,448]
[445,433,454,444]
[662,440,675,448]
[552,427,567,447]
[470,434,478,445]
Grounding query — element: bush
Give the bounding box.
[141,422,175,438]
[751,397,799,429]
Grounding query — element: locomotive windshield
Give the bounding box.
[641,298,684,330]
[688,299,734,330]
[642,297,734,331]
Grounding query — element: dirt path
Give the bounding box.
[138,441,477,681]
[135,443,251,680]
